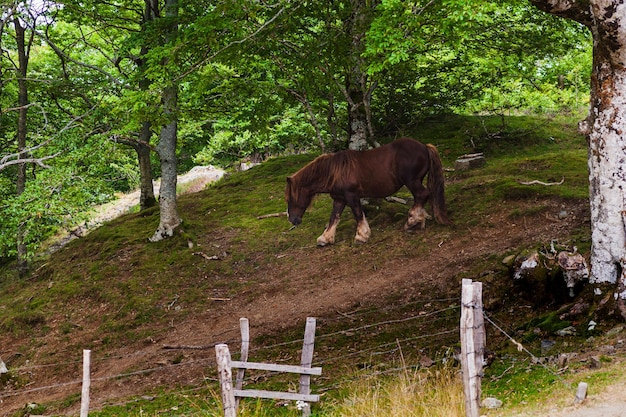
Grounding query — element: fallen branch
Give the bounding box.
[193,252,220,260]
[385,196,408,205]
[163,343,218,350]
[518,177,564,186]
[257,212,287,219]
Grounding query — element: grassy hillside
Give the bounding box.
[1,111,618,417]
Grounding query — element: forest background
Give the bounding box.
[0,0,591,265]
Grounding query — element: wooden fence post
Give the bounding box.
[216,344,237,417]
[460,279,484,417]
[235,318,250,408]
[299,317,316,417]
[80,349,91,417]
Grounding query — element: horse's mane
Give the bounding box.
[293,151,356,192]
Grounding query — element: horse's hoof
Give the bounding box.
[403,222,425,231]
[317,237,332,246]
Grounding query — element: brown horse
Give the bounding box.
[285,138,450,246]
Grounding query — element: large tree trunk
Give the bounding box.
[585,44,626,288]
[149,90,180,242]
[531,0,626,315]
[149,0,180,242]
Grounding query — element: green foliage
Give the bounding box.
[193,106,317,166]
[366,0,592,118]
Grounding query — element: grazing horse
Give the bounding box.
[285,137,450,246]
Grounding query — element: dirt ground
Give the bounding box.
[1,168,625,416]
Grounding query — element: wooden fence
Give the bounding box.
[216,317,321,417]
[7,283,494,416]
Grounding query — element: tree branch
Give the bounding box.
[529,0,592,27]
[34,29,125,86]
[518,177,565,186]
[110,134,158,152]
[0,106,95,171]
[176,4,290,81]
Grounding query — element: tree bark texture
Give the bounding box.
[531,1,626,297]
[14,16,29,270]
[137,122,156,210]
[345,0,376,151]
[150,85,180,242]
[149,0,181,242]
[136,0,159,211]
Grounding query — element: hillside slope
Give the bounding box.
[0,114,611,416]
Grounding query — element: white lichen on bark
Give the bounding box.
[586,1,626,285]
[530,1,626,307]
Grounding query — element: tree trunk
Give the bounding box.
[137,122,156,210]
[531,0,626,315]
[586,61,626,287]
[346,78,368,151]
[149,0,180,242]
[345,0,377,151]
[14,16,28,272]
[135,58,156,210]
[137,0,159,211]
[149,92,180,242]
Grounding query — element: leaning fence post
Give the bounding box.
[461,279,484,417]
[216,344,237,417]
[80,349,91,417]
[299,317,317,417]
[235,318,250,408]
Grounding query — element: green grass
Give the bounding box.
[484,356,626,416]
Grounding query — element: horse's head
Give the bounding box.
[285,176,313,226]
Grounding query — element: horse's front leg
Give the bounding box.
[317,199,346,246]
[349,199,371,244]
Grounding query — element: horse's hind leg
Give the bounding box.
[405,205,431,230]
[355,214,371,243]
[404,182,431,230]
[317,199,345,246]
[349,200,371,244]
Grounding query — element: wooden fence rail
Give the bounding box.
[215,317,321,417]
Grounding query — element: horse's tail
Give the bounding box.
[426,144,451,225]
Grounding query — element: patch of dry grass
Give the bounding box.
[326,366,465,417]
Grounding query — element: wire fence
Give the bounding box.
[0,292,572,415]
